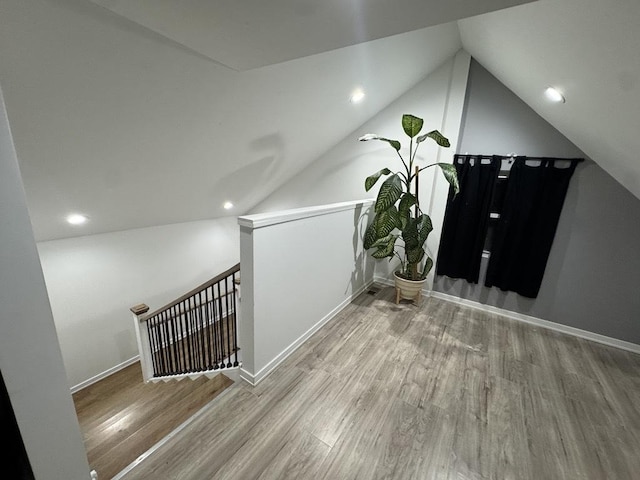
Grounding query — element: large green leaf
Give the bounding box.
[402,217,419,250]
[437,163,460,195]
[402,114,423,138]
[363,220,378,249]
[422,257,434,278]
[379,137,401,151]
[398,193,416,231]
[416,214,433,246]
[416,130,450,148]
[358,134,400,151]
[375,174,403,213]
[375,207,400,238]
[370,233,396,248]
[406,246,425,264]
[398,193,417,217]
[365,168,392,192]
[371,234,397,259]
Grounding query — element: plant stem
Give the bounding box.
[414,165,419,217]
[417,163,438,174]
[409,137,414,178]
[393,251,405,274]
[397,151,411,186]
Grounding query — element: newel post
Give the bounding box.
[130,303,153,382]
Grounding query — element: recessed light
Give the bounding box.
[66,213,88,225]
[223,201,234,210]
[350,88,365,104]
[544,87,565,103]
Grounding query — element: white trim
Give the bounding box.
[70,355,139,393]
[373,274,640,354]
[243,279,375,386]
[71,357,241,393]
[238,199,374,229]
[431,291,640,355]
[238,367,256,386]
[132,312,153,382]
[221,366,240,383]
[373,274,395,288]
[147,366,241,384]
[374,274,435,304]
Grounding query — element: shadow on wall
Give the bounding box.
[255,142,391,214]
[210,132,285,212]
[309,148,392,204]
[348,202,375,296]
[210,155,278,211]
[529,161,584,309]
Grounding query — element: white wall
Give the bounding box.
[0,87,91,479]
[31,48,469,393]
[34,50,470,392]
[0,0,462,241]
[238,200,375,384]
[254,51,471,288]
[37,217,240,389]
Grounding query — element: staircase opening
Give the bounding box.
[131,263,241,381]
[73,263,243,479]
[72,362,233,480]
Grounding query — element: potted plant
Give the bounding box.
[359,113,459,303]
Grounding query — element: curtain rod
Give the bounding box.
[458,153,585,162]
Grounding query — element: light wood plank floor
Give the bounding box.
[116,284,640,480]
[72,362,233,480]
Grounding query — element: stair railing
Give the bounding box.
[130,263,240,382]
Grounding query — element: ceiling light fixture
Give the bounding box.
[544,86,565,103]
[223,201,234,210]
[350,88,365,104]
[66,213,88,225]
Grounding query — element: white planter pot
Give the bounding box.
[393,271,426,304]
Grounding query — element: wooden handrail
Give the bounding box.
[139,263,240,322]
[130,304,149,315]
[142,291,236,327]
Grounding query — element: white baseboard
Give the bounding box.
[239,368,256,386]
[373,274,394,287]
[241,279,375,386]
[146,366,241,384]
[78,276,638,395]
[71,355,140,393]
[430,290,640,355]
[374,274,640,355]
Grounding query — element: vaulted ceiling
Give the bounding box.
[1,0,638,241]
[459,0,640,205]
[88,0,534,70]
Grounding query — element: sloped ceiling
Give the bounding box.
[0,0,531,241]
[89,0,535,70]
[458,0,640,201]
[2,0,639,242]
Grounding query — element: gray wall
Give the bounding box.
[434,59,640,344]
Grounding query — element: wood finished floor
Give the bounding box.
[72,362,233,480]
[115,284,640,480]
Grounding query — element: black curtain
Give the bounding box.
[485,158,579,298]
[436,155,500,283]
